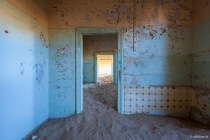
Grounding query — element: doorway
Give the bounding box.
[76,28,123,114]
[97,54,113,83]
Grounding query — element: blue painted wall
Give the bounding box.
[192,19,210,88]
[123,26,192,86]
[0,1,49,140]
[49,29,76,118]
[191,18,210,124]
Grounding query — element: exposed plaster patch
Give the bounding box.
[104,0,133,25]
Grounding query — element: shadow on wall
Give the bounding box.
[0,1,49,139]
[122,0,192,117]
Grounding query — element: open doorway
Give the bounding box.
[97,54,113,83]
[76,28,123,114]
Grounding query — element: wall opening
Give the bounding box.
[83,35,118,84]
[97,54,113,83]
[76,28,123,114]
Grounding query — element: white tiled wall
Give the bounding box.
[124,86,191,117]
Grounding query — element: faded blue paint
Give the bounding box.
[191,18,210,124]
[192,19,210,88]
[49,28,76,118]
[0,1,48,140]
[33,63,45,84]
[123,26,192,86]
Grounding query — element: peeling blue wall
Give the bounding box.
[49,29,76,118]
[0,1,48,140]
[191,18,210,124]
[123,26,192,86]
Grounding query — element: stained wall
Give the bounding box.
[0,0,49,139]
[1,1,209,139]
[49,29,76,118]
[48,0,193,118]
[191,0,210,125]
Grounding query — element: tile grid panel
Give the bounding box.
[124,86,190,117]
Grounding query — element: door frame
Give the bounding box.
[94,52,116,83]
[75,28,124,114]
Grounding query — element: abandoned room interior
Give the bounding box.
[1,0,210,139]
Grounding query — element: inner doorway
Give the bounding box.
[76,28,123,114]
[97,54,113,83]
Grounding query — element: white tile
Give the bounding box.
[136,107,142,113]
[142,107,149,113]
[161,101,168,107]
[130,99,137,106]
[168,101,175,106]
[150,93,156,101]
[130,93,137,99]
[137,100,143,106]
[142,101,150,106]
[136,94,143,100]
[156,87,162,94]
[175,100,180,107]
[144,86,150,94]
[156,101,162,107]
[124,105,131,112]
[150,87,156,94]
[124,99,131,106]
[144,94,150,101]
[124,93,130,100]
[124,87,128,94]
[149,101,156,106]
[131,87,137,94]
[168,87,175,94]
[136,87,142,94]
[161,94,168,101]
[161,87,168,94]
[130,106,137,113]
[156,95,162,101]
[169,94,175,100]
[175,94,181,101]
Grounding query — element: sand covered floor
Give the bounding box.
[25,83,210,140]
